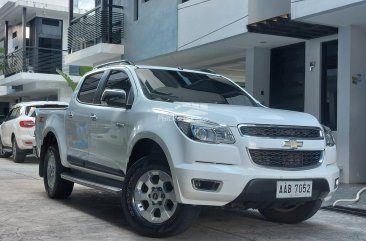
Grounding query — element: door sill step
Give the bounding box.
[61,172,122,195]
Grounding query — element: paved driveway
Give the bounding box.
[0,157,365,241]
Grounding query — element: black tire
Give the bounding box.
[43,145,74,199]
[259,199,322,224]
[12,138,26,163]
[0,137,11,158]
[121,156,201,238]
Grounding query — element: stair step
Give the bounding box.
[61,172,122,195]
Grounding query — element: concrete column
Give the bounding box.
[22,7,27,72]
[304,35,337,120]
[69,0,74,24]
[245,47,270,106]
[22,7,26,49]
[4,21,8,55]
[304,39,322,119]
[337,26,366,183]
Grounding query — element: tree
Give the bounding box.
[56,66,92,91]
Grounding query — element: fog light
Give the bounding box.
[192,179,222,192]
[335,178,339,189]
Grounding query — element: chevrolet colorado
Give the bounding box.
[35,60,339,237]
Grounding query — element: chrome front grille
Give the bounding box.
[249,150,322,169]
[239,125,322,139]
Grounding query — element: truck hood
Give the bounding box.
[155,103,321,127]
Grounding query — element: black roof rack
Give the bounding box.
[198,69,217,74]
[93,60,135,69]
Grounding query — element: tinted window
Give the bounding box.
[136,69,258,106]
[78,72,104,104]
[8,107,20,120]
[101,71,132,106]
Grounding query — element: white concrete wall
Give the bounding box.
[304,35,338,120]
[291,0,366,20]
[245,47,270,106]
[248,0,290,24]
[337,26,366,183]
[178,0,248,50]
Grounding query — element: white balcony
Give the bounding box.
[65,43,124,66]
[65,4,124,66]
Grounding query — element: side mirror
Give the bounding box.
[101,89,127,108]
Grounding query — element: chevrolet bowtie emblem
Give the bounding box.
[283,140,303,149]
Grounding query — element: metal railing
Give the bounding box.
[68,5,124,53]
[0,47,69,77]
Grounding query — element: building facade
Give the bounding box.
[0,0,89,109]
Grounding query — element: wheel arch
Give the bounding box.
[127,137,172,174]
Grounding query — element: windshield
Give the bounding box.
[136,68,259,106]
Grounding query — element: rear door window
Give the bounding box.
[78,72,104,104]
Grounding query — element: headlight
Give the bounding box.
[175,116,235,144]
[322,125,335,147]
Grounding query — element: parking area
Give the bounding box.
[0,157,365,241]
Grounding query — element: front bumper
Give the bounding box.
[173,162,339,206]
[228,179,329,209]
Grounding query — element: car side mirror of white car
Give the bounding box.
[101,89,127,108]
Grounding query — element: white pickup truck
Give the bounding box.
[35,61,339,238]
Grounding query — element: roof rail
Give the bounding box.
[198,69,217,74]
[93,60,135,69]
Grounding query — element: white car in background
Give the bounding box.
[0,101,68,163]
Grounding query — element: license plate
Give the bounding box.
[276,181,312,198]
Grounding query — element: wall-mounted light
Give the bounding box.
[309,61,316,71]
[352,74,363,85]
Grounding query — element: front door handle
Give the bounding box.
[68,111,74,118]
[116,122,125,128]
[90,113,97,121]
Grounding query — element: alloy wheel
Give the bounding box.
[133,170,177,224]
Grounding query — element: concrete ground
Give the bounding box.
[1,157,366,241]
[323,184,366,210]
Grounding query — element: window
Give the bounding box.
[136,69,258,106]
[78,72,104,104]
[101,71,133,106]
[7,107,21,121]
[42,19,60,27]
[12,32,17,39]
